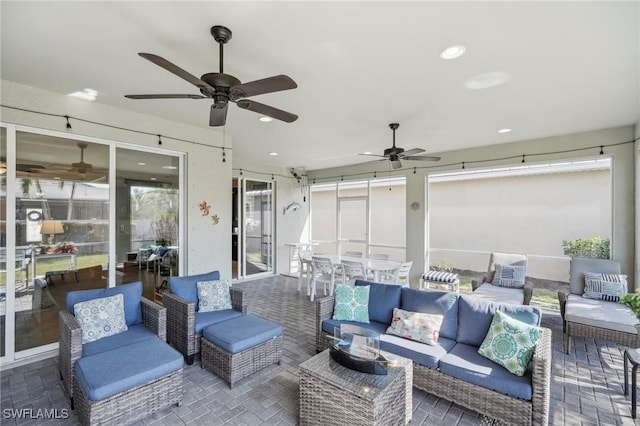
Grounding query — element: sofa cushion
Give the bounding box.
[82,324,158,357]
[439,343,533,400]
[478,311,541,376]
[67,281,143,326]
[194,309,242,334]
[322,318,389,337]
[333,284,370,323]
[380,334,456,369]
[565,294,637,334]
[355,280,402,324]
[457,295,542,347]
[569,257,621,295]
[197,280,232,312]
[400,288,459,340]
[75,337,183,401]
[169,270,220,310]
[202,314,282,354]
[472,283,525,305]
[74,294,128,344]
[386,307,443,346]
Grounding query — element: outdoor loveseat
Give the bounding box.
[316,280,551,426]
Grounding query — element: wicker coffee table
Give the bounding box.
[299,349,412,426]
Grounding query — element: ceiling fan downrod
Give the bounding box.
[211,25,232,74]
[389,123,399,147]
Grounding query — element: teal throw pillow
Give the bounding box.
[478,310,541,376]
[332,284,370,323]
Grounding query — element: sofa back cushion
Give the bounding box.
[354,280,402,324]
[457,294,542,347]
[66,281,143,326]
[169,270,220,309]
[400,288,459,340]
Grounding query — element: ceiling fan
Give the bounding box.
[125,25,298,127]
[360,123,441,169]
[19,143,107,181]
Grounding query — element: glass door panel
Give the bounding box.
[338,198,368,255]
[1,127,6,357]
[243,179,273,277]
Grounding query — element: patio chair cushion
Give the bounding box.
[439,342,533,400]
[401,288,459,340]
[194,309,242,334]
[457,295,541,347]
[491,264,526,288]
[422,271,459,283]
[322,318,388,337]
[75,337,183,401]
[169,270,220,310]
[380,334,455,369]
[202,314,282,354]
[82,324,159,357]
[332,284,370,323]
[66,281,143,326]
[386,307,444,345]
[471,283,525,305]
[197,280,232,312]
[73,294,128,344]
[355,280,402,324]
[478,311,541,376]
[565,294,637,334]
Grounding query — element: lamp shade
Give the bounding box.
[40,220,64,235]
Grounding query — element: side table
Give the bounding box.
[624,348,640,418]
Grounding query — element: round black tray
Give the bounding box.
[329,345,388,375]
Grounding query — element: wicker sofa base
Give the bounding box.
[201,335,282,389]
[72,368,183,426]
[566,320,640,353]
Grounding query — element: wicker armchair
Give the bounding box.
[471,252,533,305]
[164,286,247,365]
[58,285,166,406]
[558,257,639,353]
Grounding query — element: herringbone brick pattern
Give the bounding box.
[1,275,638,425]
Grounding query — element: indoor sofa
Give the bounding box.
[315,280,551,426]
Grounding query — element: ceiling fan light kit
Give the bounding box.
[360,123,441,169]
[125,25,298,127]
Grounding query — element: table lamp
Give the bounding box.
[40,220,64,244]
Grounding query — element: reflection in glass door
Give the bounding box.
[242,179,273,277]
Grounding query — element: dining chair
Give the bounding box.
[343,251,363,258]
[382,261,413,287]
[339,260,367,284]
[297,244,314,296]
[367,252,391,280]
[368,253,390,260]
[310,256,337,302]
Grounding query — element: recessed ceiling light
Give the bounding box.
[137,162,146,166]
[162,165,177,170]
[464,72,510,90]
[259,116,274,122]
[497,128,512,134]
[440,45,466,60]
[269,152,278,156]
[67,88,98,101]
[150,177,157,181]
[363,151,373,155]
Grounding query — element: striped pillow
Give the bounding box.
[491,264,526,288]
[582,272,627,302]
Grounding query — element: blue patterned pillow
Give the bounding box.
[332,284,370,323]
[478,310,541,376]
[492,264,526,288]
[583,272,627,302]
[197,280,232,312]
[74,294,128,344]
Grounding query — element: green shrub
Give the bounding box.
[562,236,610,259]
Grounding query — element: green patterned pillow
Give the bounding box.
[478,310,541,376]
[332,284,370,323]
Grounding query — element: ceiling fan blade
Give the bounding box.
[399,148,425,157]
[358,153,387,158]
[391,159,402,169]
[210,103,229,126]
[236,100,298,123]
[404,155,441,162]
[230,75,297,100]
[125,94,205,99]
[138,53,214,91]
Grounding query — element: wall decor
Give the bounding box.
[211,214,220,225]
[410,201,420,211]
[199,201,211,216]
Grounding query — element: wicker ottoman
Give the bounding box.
[201,314,282,388]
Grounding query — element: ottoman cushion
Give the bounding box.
[202,314,282,354]
[75,337,183,401]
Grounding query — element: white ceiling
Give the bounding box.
[1,1,638,171]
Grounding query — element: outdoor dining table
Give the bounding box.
[303,254,401,282]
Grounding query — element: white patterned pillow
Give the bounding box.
[583,272,627,302]
[492,264,526,288]
[332,284,370,323]
[197,280,232,312]
[386,308,444,346]
[74,294,128,344]
[478,310,541,376]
